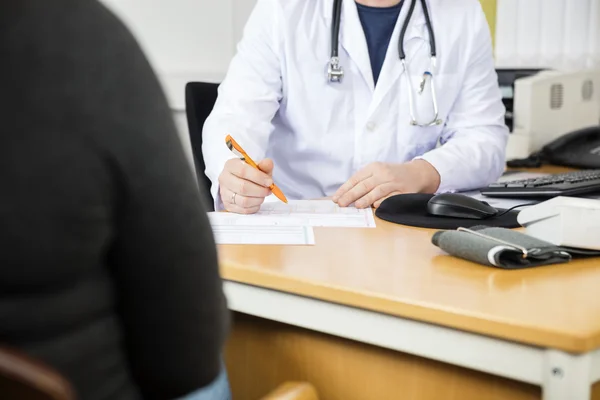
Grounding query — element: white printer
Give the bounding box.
[499,69,600,160]
[517,197,600,250]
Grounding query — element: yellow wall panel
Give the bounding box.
[479,0,497,47]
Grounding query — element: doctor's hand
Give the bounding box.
[332,160,441,209]
[219,158,274,214]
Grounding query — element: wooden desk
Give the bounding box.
[220,168,600,400]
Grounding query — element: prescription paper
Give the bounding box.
[209,200,376,228]
[209,223,315,245]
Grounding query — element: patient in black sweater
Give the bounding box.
[0,1,229,399]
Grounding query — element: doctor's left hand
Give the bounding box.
[332,160,441,209]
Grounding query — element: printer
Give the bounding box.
[498,68,600,160]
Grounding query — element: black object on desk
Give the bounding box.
[506,126,600,170]
[427,193,499,219]
[376,194,520,229]
[480,169,600,198]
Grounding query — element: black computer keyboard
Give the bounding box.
[480,169,600,198]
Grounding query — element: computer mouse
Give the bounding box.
[427,193,499,220]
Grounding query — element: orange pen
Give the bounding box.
[225,135,288,203]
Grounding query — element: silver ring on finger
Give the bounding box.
[231,192,237,205]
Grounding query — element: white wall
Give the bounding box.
[98,0,255,168]
[98,0,240,107]
[495,0,600,70]
[100,0,600,108]
[99,0,235,75]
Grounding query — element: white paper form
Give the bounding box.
[257,200,376,227]
[209,223,315,245]
[208,200,376,228]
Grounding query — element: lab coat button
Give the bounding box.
[366,121,377,132]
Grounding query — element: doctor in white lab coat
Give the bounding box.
[202,0,508,214]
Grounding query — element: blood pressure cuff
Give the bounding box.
[431,226,576,269]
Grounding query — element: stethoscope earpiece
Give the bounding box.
[328,0,442,127]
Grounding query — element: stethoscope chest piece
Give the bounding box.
[327,57,344,83]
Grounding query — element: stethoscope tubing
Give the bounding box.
[328,0,442,126]
[331,0,436,63]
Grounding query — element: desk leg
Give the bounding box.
[543,350,592,400]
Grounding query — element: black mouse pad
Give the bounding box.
[375,194,520,229]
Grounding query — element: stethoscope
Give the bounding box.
[327,0,442,126]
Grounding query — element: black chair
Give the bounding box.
[185,82,220,211]
[0,345,74,400]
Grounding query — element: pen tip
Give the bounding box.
[270,185,288,204]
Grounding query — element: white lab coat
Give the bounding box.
[202,0,508,208]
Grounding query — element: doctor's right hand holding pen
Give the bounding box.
[219,135,288,214]
[218,157,274,214]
